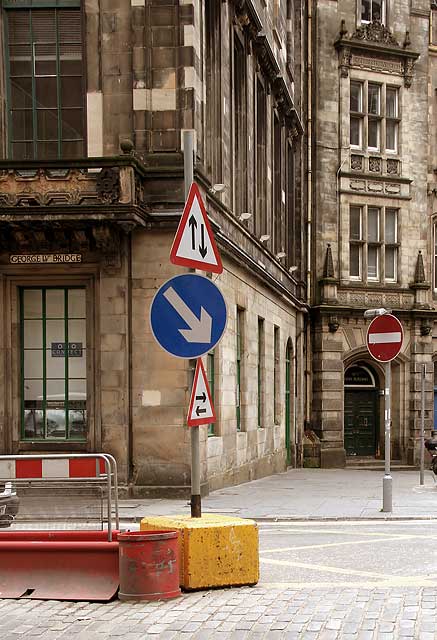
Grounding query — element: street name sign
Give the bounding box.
[366,314,403,362]
[170,182,223,274]
[150,273,227,359]
[187,359,216,427]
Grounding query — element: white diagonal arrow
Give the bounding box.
[163,287,212,343]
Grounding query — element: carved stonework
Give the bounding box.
[96,168,120,204]
[351,155,363,171]
[233,0,262,40]
[386,159,400,175]
[351,20,400,47]
[340,47,352,78]
[369,157,381,173]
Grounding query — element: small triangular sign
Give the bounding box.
[187,359,216,427]
[170,182,223,274]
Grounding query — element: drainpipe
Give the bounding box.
[305,1,313,426]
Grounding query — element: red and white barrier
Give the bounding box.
[0,457,106,480]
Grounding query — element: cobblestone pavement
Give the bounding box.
[1,585,437,639]
[3,520,437,639]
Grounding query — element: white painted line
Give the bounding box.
[368,332,401,344]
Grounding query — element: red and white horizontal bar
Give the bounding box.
[368,332,402,344]
[0,458,106,479]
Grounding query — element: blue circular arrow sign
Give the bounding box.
[150,273,227,359]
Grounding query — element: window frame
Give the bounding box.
[20,285,88,442]
[349,80,399,155]
[360,0,386,25]
[5,3,85,160]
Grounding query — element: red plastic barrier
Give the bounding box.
[0,531,120,601]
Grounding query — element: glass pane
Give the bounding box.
[385,209,397,243]
[361,0,371,21]
[35,77,57,109]
[368,208,380,242]
[46,319,65,344]
[350,82,362,111]
[60,77,83,107]
[23,289,42,318]
[368,246,379,279]
[68,289,86,318]
[69,408,86,439]
[46,378,65,400]
[46,409,66,438]
[68,350,86,378]
[368,84,380,115]
[61,109,83,139]
[12,141,34,160]
[24,379,43,401]
[373,0,384,22]
[24,320,43,348]
[385,247,396,280]
[350,117,361,146]
[11,110,33,141]
[37,141,58,159]
[350,206,362,240]
[368,119,379,148]
[46,349,65,378]
[386,121,397,152]
[11,79,32,108]
[68,378,86,400]
[61,140,83,158]
[68,319,86,343]
[24,350,43,378]
[386,88,398,118]
[23,409,44,438]
[350,244,360,277]
[46,289,64,318]
[37,110,58,140]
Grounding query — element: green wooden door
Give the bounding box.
[344,390,377,456]
[285,341,291,465]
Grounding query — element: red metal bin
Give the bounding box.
[118,530,181,601]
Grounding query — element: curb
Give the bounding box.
[119,514,437,523]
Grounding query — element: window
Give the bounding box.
[257,318,264,428]
[21,287,87,441]
[207,352,215,436]
[431,8,437,45]
[205,0,222,180]
[286,140,296,270]
[350,81,399,154]
[255,78,267,236]
[274,326,280,425]
[349,205,398,282]
[433,221,437,291]
[6,5,84,160]
[273,114,282,253]
[236,307,244,431]
[361,0,385,24]
[233,34,247,217]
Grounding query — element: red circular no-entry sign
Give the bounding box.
[366,314,403,362]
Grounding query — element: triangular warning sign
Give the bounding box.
[170,182,223,274]
[187,359,216,427]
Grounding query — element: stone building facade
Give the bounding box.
[0,1,307,494]
[311,0,437,466]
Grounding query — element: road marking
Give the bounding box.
[261,578,437,589]
[260,557,388,579]
[259,527,421,538]
[261,535,412,553]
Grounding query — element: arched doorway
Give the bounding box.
[344,363,379,457]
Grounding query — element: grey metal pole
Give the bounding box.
[420,363,426,486]
[383,361,392,512]
[183,130,201,518]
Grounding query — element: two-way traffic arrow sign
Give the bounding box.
[187,359,216,427]
[170,182,223,274]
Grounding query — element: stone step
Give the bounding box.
[346,458,417,471]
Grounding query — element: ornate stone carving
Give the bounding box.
[384,183,401,194]
[340,47,352,78]
[351,20,400,47]
[386,159,400,175]
[350,155,363,171]
[96,168,120,204]
[369,157,382,173]
[368,182,383,192]
[350,180,366,191]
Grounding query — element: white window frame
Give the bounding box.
[360,0,386,25]
[349,81,399,155]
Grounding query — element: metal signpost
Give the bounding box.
[366,310,403,513]
[150,129,226,518]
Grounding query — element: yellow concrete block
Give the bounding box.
[140,514,259,590]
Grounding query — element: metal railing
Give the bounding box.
[0,453,119,541]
